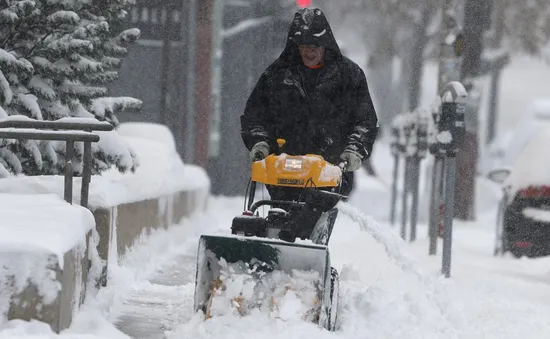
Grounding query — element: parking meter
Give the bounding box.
[436,101,465,157]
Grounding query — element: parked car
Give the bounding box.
[488,124,550,258]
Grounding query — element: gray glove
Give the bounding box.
[340,150,363,172]
[250,141,270,162]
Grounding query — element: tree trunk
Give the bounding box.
[455,0,488,221]
[408,6,434,111]
[366,19,400,127]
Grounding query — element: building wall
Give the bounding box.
[108,0,200,163]
[207,2,290,196]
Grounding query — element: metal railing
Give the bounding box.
[0,118,114,209]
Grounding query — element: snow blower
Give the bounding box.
[193,139,346,331]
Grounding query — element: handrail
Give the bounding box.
[0,118,113,132]
[0,119,114,209]
[0,129,100,142]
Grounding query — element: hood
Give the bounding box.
[277,8,342,66]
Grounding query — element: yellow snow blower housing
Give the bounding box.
[250,138,342,188]
[193,139,345,331]
[251,152,342,188]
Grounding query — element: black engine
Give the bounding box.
[232,188,344,243]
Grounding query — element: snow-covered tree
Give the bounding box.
[0,0,141,177]
[496,0,550,56]
[317,0,550,123]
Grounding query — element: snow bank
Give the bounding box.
[0,123,210,209]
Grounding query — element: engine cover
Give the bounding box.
[231,215,267,237]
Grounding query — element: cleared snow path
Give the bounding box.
[112,255,196,339]
[98,197,243,339]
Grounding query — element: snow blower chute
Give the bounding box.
[193,139,346,331]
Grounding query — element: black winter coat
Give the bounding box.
[241,8,379,167]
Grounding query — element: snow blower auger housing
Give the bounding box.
[194,139,345,331]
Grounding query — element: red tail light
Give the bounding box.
[514,241,533,248]
[518,186,550,198]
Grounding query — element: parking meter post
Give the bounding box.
[401,156,409,240]
[410,112,429,243]
[438,85,467,278]
[429,156,442,255]
[429,103,443,255]
[390,125,401,226]
[400,114,416,241]
[442,157,456,278]
[494,196,506,256]
[390,153,400,226]
[410,155,420,242]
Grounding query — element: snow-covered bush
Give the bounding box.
[0,0,141,177]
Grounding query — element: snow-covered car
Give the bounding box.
[486,98,550,172]
[488,124,550,258]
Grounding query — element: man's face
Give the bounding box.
[298,45,325,67]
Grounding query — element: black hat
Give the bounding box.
[289,8,333,47]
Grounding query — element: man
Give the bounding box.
[240,8,379,200]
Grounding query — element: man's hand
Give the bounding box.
[250,141,270,162]
[340,150,363,172]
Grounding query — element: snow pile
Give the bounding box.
[207,259,321,323]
